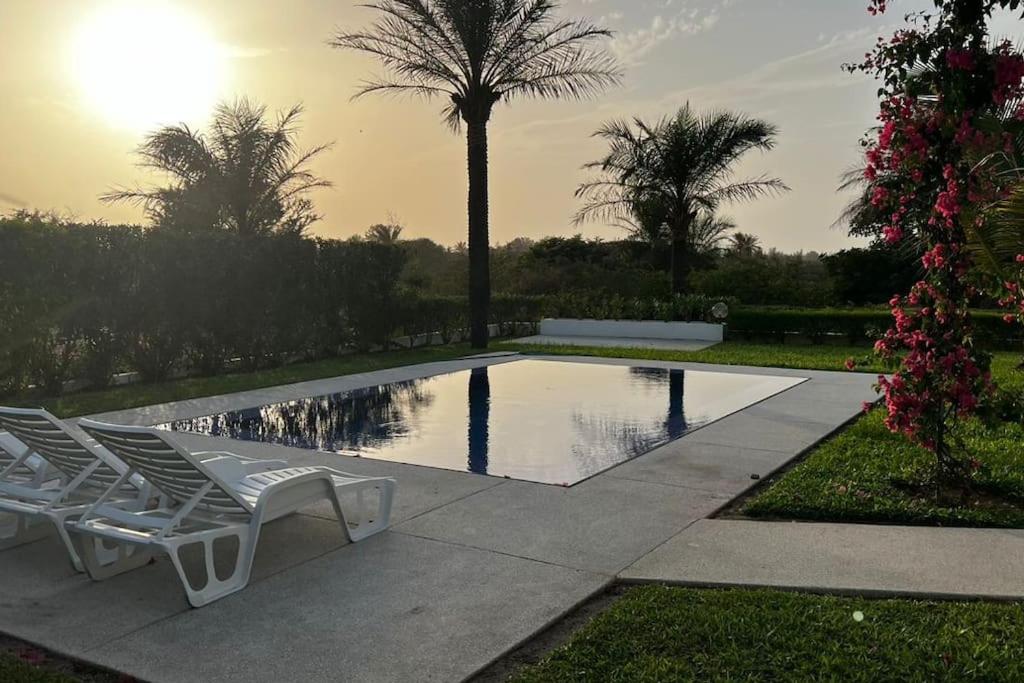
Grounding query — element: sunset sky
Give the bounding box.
[2,0,1022,251]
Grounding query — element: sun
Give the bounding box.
[70,2,228,131]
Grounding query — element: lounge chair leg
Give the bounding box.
[68,528,155,580]
[337,479,395,542]
[167,526,257,608]
[0,512,52,551]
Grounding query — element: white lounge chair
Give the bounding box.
[0,407,157,572]
[0,430,64,549]
[74,420,396,607]
[0,431,60,487]
[0,407,289,573]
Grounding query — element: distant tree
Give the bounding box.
[728,232,762,257]
[691,213,736,257]
[103,99,331,237]
[332,1,620,348]
[576,104,788,293]
[365,222,404,244]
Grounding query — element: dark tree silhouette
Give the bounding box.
[103,99,331,237]
[576,104,787,293]
[332,0,621,348]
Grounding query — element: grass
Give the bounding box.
[743,409,1024,527]
[503,340,895,374]
[0,654,74,683]
[513,586,1024,682]
[6,345,473,419]
[742,352,1024,528]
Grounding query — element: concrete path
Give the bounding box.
[622,519,1024,600]
[507,335,717,351]
[0,354,884,682]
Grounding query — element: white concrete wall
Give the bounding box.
[540,318,724,342]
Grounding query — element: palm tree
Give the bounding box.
[728,231,762,257]
[575,104,788,293]
[103,99,331,237]
[691,212,736,257]
[365,222,405,244]
[331,1,620,348]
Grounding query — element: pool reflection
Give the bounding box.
[159,360,802,486]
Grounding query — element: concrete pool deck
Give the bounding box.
[0,353,897,681]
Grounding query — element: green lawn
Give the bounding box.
[513,586,1024,682]
[503,340,895,374]
[742,352,1024,528]
[744,410,1024,527]
[6,345,473,419]
[0,652,79,683]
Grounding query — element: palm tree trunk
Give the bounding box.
[670,214,694,295]
[466,117,491,349]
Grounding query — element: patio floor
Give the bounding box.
[1,354,880,682]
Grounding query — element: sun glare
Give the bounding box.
[70,2,228,131]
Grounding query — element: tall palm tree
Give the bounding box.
[103,99,331,237]
[575,104,788,293]
[331,1,620,348]
[728,231,762,257]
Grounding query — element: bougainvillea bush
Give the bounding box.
[854,0,1024,486]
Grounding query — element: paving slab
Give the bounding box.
[606,441,797,494]
[622,519,1024,600]
[0,514,349,654]
[396,477,730,574]
[88,532,608,683]
[508,335,717,351]
[680,411,840,453]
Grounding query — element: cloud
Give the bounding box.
[611,4,723,66]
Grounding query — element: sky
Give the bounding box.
[1,0,1022,252]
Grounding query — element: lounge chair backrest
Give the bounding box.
[0,408,125,489]
[78,420,253,516]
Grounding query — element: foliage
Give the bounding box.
[575,104,788,293]
[0,216,535,396]
[822,244,921,305]
[540,292,735,323]
[331,0,620,348]
[729,306,1022,348]
[853,0,1024,484]
[102,99,331,236]
[691,249,835,307]
[513,586,1024,682]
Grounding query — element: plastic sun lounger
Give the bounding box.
[0,407,290,573]
[0,431,61,487]
[0,430,65,549]
[0,407,158,573]
[74,419,396,607]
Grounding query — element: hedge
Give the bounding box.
[0,218,540,396]
[728,306,1024,349]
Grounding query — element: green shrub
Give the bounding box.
[727,306,1024,349]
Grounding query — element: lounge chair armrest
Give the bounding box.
[197,454,292,483]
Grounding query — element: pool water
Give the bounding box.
[159,359,804,486]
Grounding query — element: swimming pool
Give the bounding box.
[158,359,805,486]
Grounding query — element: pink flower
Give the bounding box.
[946,49,976,71]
